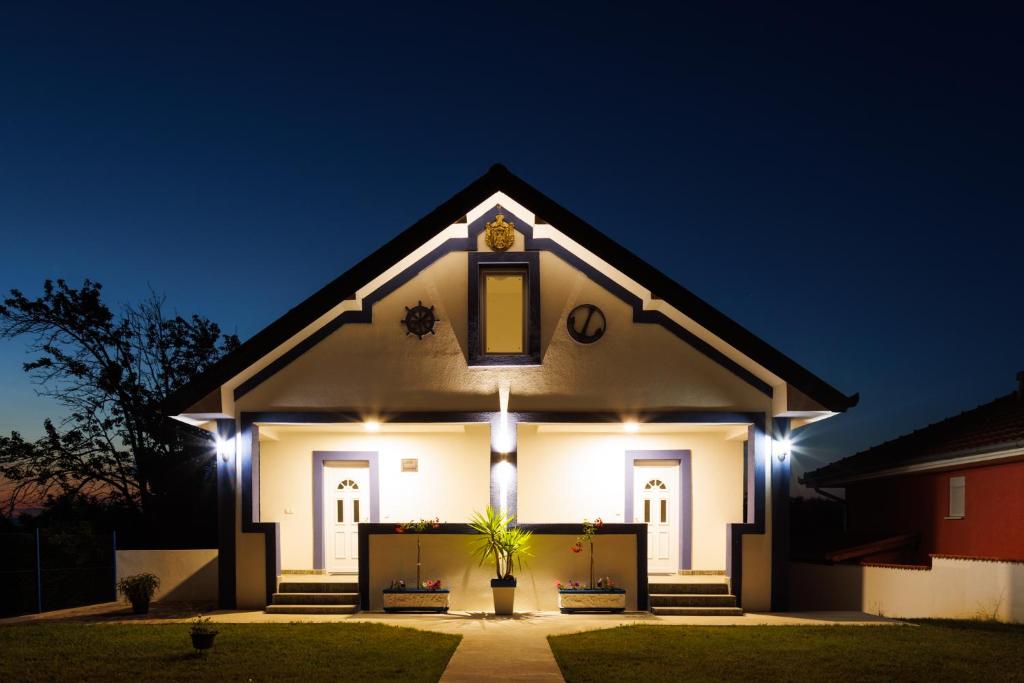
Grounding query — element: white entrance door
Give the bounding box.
[634,464,679,573]
[324,463,369,573]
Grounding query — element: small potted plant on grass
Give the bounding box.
[469,506,532,615]
[117,573,161,614]
[382,517,451,613]
[189,615,218,652]
[557,518,626,613]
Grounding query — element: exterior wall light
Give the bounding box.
[216,435,233,462]
[494,384,513,453]
[496,459,513,515]
[623,421,640,433]
[494,423,514,454]
[775,437,792,462]
[364,420,381,432]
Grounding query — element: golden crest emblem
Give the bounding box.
[484,213,516,251]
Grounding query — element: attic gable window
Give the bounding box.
[482,269,526,354]
[468,252,541,365]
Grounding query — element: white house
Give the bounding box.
[167,165,857,613]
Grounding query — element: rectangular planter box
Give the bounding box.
[382,589,450,613]
[558,588,626,613]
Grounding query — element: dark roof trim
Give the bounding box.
[803,438,1024,488]
[166,164,858,415]
[803,390,1024,487]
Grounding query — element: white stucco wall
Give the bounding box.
[236,251,772,415]
[116,549,218,603]
[258,426,491,571]
[790,558,1024,622]
[516,427,745,572]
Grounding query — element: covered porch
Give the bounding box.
[243,413,759,612]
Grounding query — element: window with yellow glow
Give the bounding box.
[482,269,526,354]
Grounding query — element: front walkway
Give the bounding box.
[1,602,902,682]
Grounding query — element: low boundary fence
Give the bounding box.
[0,530,116,617]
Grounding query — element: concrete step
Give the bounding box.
[649,593,738,608]
[271,592,358,605]
[648,582,729,595]
[265,604,359,615]
[278,582,359,593]
[651,606,744,616]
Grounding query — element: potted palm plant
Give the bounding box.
[557,518,626,613]
[382,517,450,613]
[116,573,161,614]
[469,507,532,615]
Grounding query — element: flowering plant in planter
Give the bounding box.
[559,518,625,613]
[387,579,443,591]
[382,518,449,613]
[555,577,614,590]
[394,517,441,587]
[189,615,218,652]
[570,517,604,589]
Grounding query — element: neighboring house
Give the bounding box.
[802,373,1024,565]
[167,164,857,612]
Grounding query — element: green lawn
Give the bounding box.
[548,620,1024,682]
[0,622,461,682]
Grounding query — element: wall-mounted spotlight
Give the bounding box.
[775,437,792,463]
[623,420,640,433]
[216,435,233,462]
[364,419,381,432]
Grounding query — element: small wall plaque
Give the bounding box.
[401,458,418,472]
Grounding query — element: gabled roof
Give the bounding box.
[165,164,858,416]
[803,386,1024,487]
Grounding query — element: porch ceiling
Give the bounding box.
[257,423,467,441]
[531,423,750,435]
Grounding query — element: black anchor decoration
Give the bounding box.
[401,301,439,339]
[567,304,606,344]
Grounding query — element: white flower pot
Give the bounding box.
[491,581,516,615]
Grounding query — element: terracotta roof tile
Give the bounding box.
[804,390,1024,486]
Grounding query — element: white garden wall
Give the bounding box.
[116,549,218,603]
[367,532,639,611]
[790,557,1024,623]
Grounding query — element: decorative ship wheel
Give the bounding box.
[402,301,438,339]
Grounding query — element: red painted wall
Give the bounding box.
[845,459,1024,563]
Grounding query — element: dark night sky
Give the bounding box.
[1,2,1021,487]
